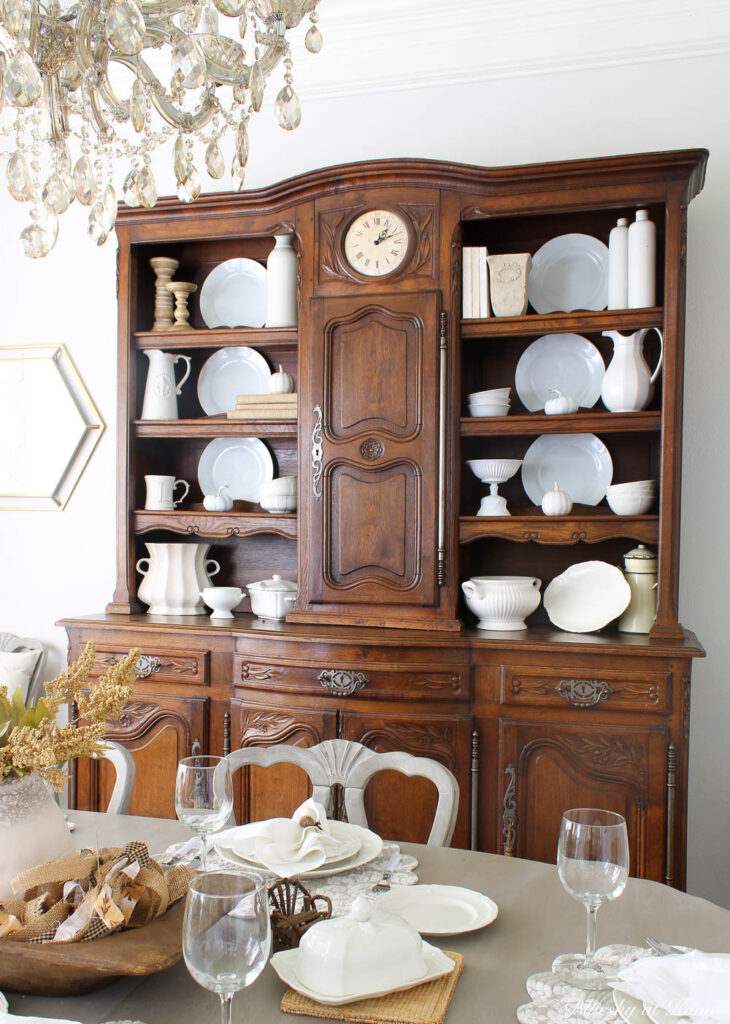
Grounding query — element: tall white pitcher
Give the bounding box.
[600,328,663,412]
[141,350,192,419]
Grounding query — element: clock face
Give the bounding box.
[343,209,410,277]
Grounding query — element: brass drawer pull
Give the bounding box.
[135,655,162,679]
[318,669,368,696]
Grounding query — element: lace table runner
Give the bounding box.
[160,839,418,918]
[516,945,653,1024]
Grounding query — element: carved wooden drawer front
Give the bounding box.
[500,665,668,713]
[90,646,209,686]
[234,654,467,701]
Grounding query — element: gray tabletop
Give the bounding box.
[9,811,730,1023]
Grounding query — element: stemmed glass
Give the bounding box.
[555,807,629,990]
[183,870,271,1024]
[175,755,233,870]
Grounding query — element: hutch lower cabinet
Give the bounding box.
[63,150,707,887]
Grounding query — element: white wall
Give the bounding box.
[1,39,728,903]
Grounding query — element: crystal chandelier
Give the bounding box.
[0,0,323,258]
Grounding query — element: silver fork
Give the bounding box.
[370,852,402,893]
[645,936,690,956]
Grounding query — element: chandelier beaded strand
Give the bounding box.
[0,0,323,257]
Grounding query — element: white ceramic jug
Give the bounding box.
[600,327,663,412]
[141,350,192,420]
[265,234,298,327]
[136,542,220,614]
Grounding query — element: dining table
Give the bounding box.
[8,810,730,1024]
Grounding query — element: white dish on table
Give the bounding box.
[515,334,605,411]
[521,433,613,506]
[528,233,609,313]
[613,991,653,1023]
[543,560,631,633]
[270,940,454,1006]
[199,257,268,328]
[197,436,273,503]
[643,1005,683,1024]
[378,884,498,935]
[197,346,271,415]
[214,820,382,878]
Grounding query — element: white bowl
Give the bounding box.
[468,388,512,401]
[606,491,655,515]
[260,492,297,513]
[467,403,510,418]
[200,586,243,619]
[467,458,523,483]
[462,575,542,630]
[259,475,297,496]
[606,479,657,495]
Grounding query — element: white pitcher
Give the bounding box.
[600,328,663,412]
[141,350,192,419]
[136,542,220,614]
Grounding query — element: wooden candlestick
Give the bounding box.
[166,281,197,330]
[150,256,179,330]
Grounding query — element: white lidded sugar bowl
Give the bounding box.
[462,575,542,630]
[246,574,297,621]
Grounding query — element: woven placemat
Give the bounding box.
[280,951,463,1024]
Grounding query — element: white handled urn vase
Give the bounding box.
[141,350,192,420]
[136,542,220,615]
[461,575,542,630]
[600,328,663,412]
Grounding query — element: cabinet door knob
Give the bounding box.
[318,669,368,696]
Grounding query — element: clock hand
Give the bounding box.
[372,227,389,246]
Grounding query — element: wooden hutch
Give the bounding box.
[62,149,707,887]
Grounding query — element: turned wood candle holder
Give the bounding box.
[150,256,179,330]
[165,281,197,331]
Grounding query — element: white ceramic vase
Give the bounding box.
[0,773,75,899]
[136,542,220,615]
[140,350,192,420]
[461,575,542,630]
[628,209,656,308]
[265,234,298,328]
[600,328,663,412]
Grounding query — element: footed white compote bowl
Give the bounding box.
[467,459,523,516]
[200,586,244,619]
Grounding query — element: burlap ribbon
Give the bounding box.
[0,842,194,944]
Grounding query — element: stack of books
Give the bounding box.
[226,393,298,420]
[462,246,490,318]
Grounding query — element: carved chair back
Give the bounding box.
[0,632,48,706]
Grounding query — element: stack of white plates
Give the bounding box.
[467,387,511,417]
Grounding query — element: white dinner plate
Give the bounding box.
[270,941,455,1005]
[197,436,273,503]
[643,1005,684,1024]
[521,433,613,506]
[378,884,498,935]
[515,334,605,411]
[199,257,268,328]
[528,233,609,313]
[214,820,382,878]
[613,991,653,1023]
[543,560,631,633]
[197,347,271,415]
[227,818,361,869]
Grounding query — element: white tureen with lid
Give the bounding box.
[246,574,297,620]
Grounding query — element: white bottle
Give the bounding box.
[628,209,656,308]
[607,217,628,310]
[265,234,298,327]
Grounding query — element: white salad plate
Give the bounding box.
[613,991,653,1023]
[544,560,631,633]
[197,436,273,503]
[528,233,609,313]
[228,817,362,868]
[378,884,498,935]
[270,941,455,1005]
[521,433,613,506]
[214,820,382,878]
[199,257,268,328]
[514,334,605,411]
[197,346,271,415]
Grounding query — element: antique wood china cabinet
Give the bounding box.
[62,149,707,887]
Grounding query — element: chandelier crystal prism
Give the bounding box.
[0,0,323,257]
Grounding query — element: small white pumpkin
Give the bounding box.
[541,482,572,516]
[269,365,295,394]
[544,389,579,415]
[203,484,234,512]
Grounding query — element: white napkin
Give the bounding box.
[612,950,730,1024]
[231,798,348,877]
[0,991,81,1024]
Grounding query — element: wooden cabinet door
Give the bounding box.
[229,698,337,824]
[340,710,471,849]
[497,719,668,881]
[299,291,444,629]
[75,695,208,819]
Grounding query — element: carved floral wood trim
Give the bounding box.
[356,722,456,770]
[516,733,649,788]
[239,710,323,748]
[508,673,660,706]
[95,652,199,677]
[419,674,463,693]
[107,700,193,743]
[318,203,435,285]
[240,663,284,682]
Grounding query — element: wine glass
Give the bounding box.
[175,755,233,870]
[183,870,271,1024]
[555,807,629,990]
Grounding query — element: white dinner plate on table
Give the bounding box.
[214,820,382,878]
[197,436,273,503]
[378,884,498,935]
[644,1005,684,1024]
[199,257,268,328]
[613,991,654,1023]
[544,560,631,633]
[197,347,271,415]
[515,334,605,411]
[528,233,609,313]
[270,941,455,1005]
[521,433,613,506]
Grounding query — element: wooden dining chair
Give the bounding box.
[95,740,136,814]
[225,739,460,846]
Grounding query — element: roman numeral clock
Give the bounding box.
[343,209,411,276]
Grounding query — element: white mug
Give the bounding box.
[144,475,190,511]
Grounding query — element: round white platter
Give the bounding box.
[378,883,498,935]
[199,257,268,328]
[515,334,605,411]
[521,433,613,507]
[197,436,273,503]
[528,233,609,313]
[197,346,271,415]
[543,560,631,633]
